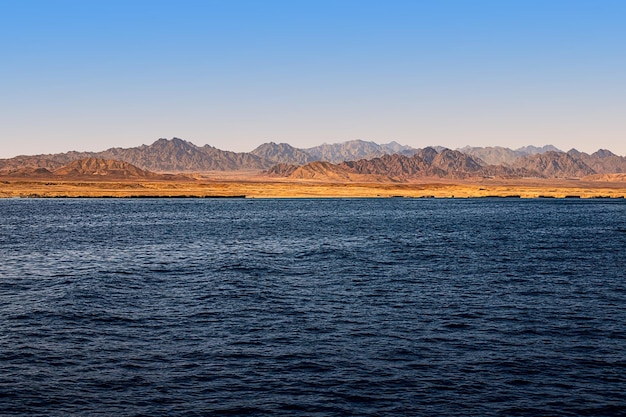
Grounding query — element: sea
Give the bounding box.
[1,198,625,416]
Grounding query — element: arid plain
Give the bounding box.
[2,171,626,199]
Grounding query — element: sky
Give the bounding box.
[1,0,625,157]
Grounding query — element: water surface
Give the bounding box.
[1,198,625,416]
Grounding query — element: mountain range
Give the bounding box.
[1,137,626,180]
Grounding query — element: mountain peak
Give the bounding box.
[250,142,315,165]
[592,149,615,158]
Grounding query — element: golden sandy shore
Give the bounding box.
[1,175,626,199]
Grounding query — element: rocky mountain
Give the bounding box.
[268,147,526,181]
[458,145,562,166]
[98,138,270,172]
[567,149,626,174]
[0,156,66,171]
[2,138,625,180]
[512,151,595,178]
[325,148,613,180]
[54,158,157,178]
[341,152,442,180]
[250,142,317,165]
[304,140,418,163]
[195,144,270,171]
[0,157,187,180]
[286,161,363,181]
[96,138,208,171]
[0,138,273,173]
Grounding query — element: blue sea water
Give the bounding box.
[1,198,625,416]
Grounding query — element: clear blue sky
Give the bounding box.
[1,0,625,157]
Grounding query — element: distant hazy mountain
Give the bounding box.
[517,145,562,154]
[458,145,562,166]
[304,139,418,163]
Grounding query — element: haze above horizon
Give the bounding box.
[1,0,625,158]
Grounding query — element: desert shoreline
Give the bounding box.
[2,177,626,199]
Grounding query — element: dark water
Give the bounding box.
[1,198,626,416]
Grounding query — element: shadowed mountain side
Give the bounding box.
[512,151,595,178]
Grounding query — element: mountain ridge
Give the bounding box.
[2,138,626,180]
